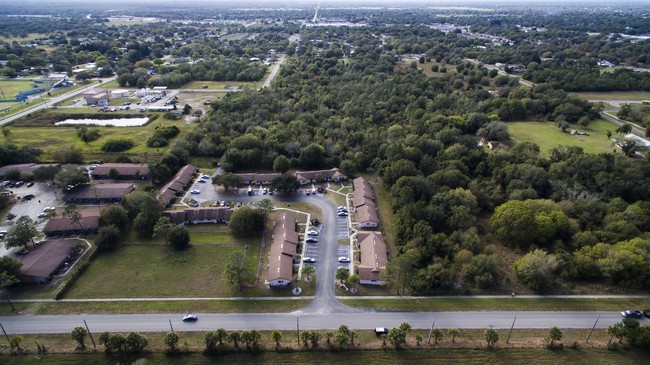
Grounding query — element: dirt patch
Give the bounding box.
[14,112,156,127]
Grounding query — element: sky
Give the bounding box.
[0,0,645,6]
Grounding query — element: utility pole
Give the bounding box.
[506,316,517,343]
[427,319,435,344]
[586,315,600,343]
[296,316,300,347]
[83,319,96,348]
[0,322,10,343]
[169,319,174,333]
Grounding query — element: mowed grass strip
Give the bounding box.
[507,119,616,156]
[63,243,260,298]
[571,91,650,101]
[340,297,650,312]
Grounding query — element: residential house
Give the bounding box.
[43,215,100,236]
[90,163,149,180]
[158,165,197,206]
[18,239,78,283]
[356,232,388,286]
[64,183,134,204]
[352,177,380,228]
[266,212,298,288]
[294,168,347,185]
[162,207,233,225]
[235,172,281,185]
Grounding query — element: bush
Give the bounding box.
[101,139,135,152]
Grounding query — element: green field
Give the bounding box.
[571,91,650,101]
[0,33,48,43]
[1,112,194,161]
[0,79,40,100]
[63,240,260,298]
[507,120,617,156]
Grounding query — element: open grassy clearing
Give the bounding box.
[507,119,617,156]
[0,33,48,43]
[63,242,261,298]
[0,79,39,98]
[571,91,650,101]
[280,202,323,226]
[340,297,650,312]
[0,298,309,316]
[2,112,194,161]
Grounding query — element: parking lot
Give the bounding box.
[335,215,349,239]
[0,182,59,257]
[336,244,351,270]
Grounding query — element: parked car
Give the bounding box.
[182,314,198,322]
[621,310,643,318]
[190,189,200,194]
[43,207,56,212]
[302,257,317,263]
[338,256,350,263]
[198,179,206,183]
[26,182,34,187]
[374,327,389,336]
[37,212,46,219]
[306,230,319,237]
[305,238,319,244]
[201,174,210,180]
[337,211,349,217]
[14,181,23,187]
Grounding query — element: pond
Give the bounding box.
[55,117,150,127]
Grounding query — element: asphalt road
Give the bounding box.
[0,76,117,126]
[0,311,629,334]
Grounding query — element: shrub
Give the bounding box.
[101,139,135,152]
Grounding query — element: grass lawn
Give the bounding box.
[571,91,650,101]
[0,33,48,43]
[507,120,617,156]
[1,113,194,161]
[280,202,322,226]
[63,243,260,298]
[0,79,40,99]
[340,297,650,312]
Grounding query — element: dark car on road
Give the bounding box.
[644,309,650,318]
[621,310,643,319]
[182,314,198,322]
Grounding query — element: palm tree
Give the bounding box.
[215,328,228,346]
[448,328,461,343]
[270,330,282,349]
[615,123,633,135]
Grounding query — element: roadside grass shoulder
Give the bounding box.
[507,119,616,156]
[571,91,650,101]
[339,297,650,312]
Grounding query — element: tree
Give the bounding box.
[615,123,633,135]
[223,250,252,291]
[64,204,83,231]
[300,330,311,347]
[299,143,326,169]
[153,216,172,244]
[108,168,120,180]
[229,206,264,235]
[301,264,316,282]
[546,327,563,347]
[270,330,283,349]
[9,335,23,351]
[5,215,38,250]
[168,225,190,250]
[256,198,274,227]
[477,121,509,141]
[514,249,559,291]
[54,165,89,189]
[212,173,243,191]
[70,326,88,349]
[53,146,84,164]
[607,323,625,344]
[415,333,424,346]
[182,104,192,115]
[432,328,443,344]
[273,155,290,173]
[347,274,360,288]
[448,328,461,343]
[271,173,300,193]
[619,139,638,157]
[124,332,148,353]
[204,331,218,352]
[228,331,241,348]
[383,254,417,295]
[484,328,499,347]
[387,327,406,349]
[489,200,536,247]
[0,271,20,311]
[336,267,349,282]
[99,205,129,232]
[215,328,228,346]
[32,165,60,183]
[95,225,121,252]
[164,332,179,353]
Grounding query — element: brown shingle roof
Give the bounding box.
[64,183,134,201]
[90,163,149,178]
[43,215,100,234]
[235,172,281,183]
[157,164,197,204]
[294,168,346,181]
[356,201,379,225]
[267,211,298,284]
[357,232,388,282]
[18,239,76,281]
[162,207,233,224]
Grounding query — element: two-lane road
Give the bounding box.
[0,311,628,334]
